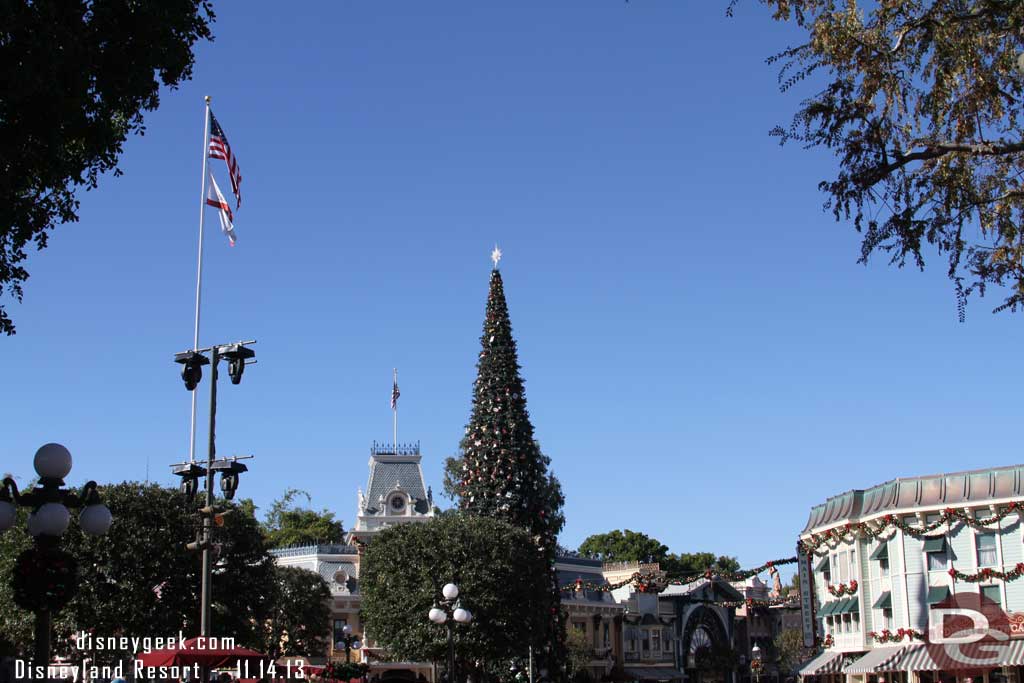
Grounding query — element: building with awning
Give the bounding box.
[797,650,845,678]
[798,463,1024,682]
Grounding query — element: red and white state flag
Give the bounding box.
[205,172,237,246]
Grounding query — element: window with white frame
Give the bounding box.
[982,584,1002,608]
[838,551,849,584]
[977,531,997,567]
[882,608,892,630]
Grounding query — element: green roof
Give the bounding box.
[923,536,947,553]
[870,542,889,561]
[842,596,860,615]
[927,585,951,604]
[873,591,892,610]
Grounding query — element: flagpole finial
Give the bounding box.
[491,245,502,268]
[204,95,211,103]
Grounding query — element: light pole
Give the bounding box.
[0,444,112,671]
[751,644,762,683]
[171,339,256,638]
[336,624,362,663]
[428,583,473,683]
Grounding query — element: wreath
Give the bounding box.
[12,547,79,612]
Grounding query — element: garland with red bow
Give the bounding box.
[561,557,798,594]
[800,502,1024,554]
[949,562,1024,583]
[827,580,858,597]
[867,628,924,644]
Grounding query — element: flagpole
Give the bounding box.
[393,368,398,452]
[189,95,213,463]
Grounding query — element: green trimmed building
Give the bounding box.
[798,465,1024,683]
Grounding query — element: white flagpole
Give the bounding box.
[189,95,213,463]
[393,368,398,452]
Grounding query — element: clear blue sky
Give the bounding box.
[4,2,1021,576]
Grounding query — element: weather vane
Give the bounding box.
[491,245,502,268]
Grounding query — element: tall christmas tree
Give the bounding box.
[454,248,566,678]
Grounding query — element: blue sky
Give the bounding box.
[4,1,1021,576]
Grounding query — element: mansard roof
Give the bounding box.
[364,443,429,514]
[802,463,1024,533]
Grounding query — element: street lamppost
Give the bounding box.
[0,444,112,671]
[751,644,762,683]
[336,624,362,663]
[170,339,256,638]
[428,583,473,683]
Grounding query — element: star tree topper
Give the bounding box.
[491,245,502,268]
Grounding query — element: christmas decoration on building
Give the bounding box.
[867,628,924,644]
[559,557,798,594]
[949,562,1024,583]
[799,501,1024,554]
[827,580,858,597]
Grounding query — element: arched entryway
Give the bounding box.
[681,606,732,683]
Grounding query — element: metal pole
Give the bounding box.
[447,621,454,683]
[190,96,212,463]
[34,608,51,674]
[200,346,218,637]
[528,645,534,683]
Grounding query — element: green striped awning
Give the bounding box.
[842,596,860,614]
[873,591,892,609]
[815,555,830,572]
[926,585,950,604]
[922,536,946,553]
[870,542,889,561]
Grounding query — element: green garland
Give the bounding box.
[827,580,858,597]
[800,501,1024,554]
[561,557,798,594]
[867,628,923,644]
[949,562,1024,583]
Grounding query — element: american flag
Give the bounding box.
[208,112,242,210]
[391,372,400,410]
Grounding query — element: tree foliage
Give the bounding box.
[0,482,278,661]
[263,565,332,660]
[0,0,215,334]
[739,0,1024,317]
[576,530,739,579]
[261,488,346,549]
[360,514,550,678]
[577,530,668,563]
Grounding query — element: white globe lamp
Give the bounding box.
[453,608,472,623]
[342,624,352,636]
[0,499,15,532]
[352,640,362,650]
[429,607,446,624]
[34,443,72,480]
[36,502,71,536]
[80,504,112,535]
[442,583,459,600]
